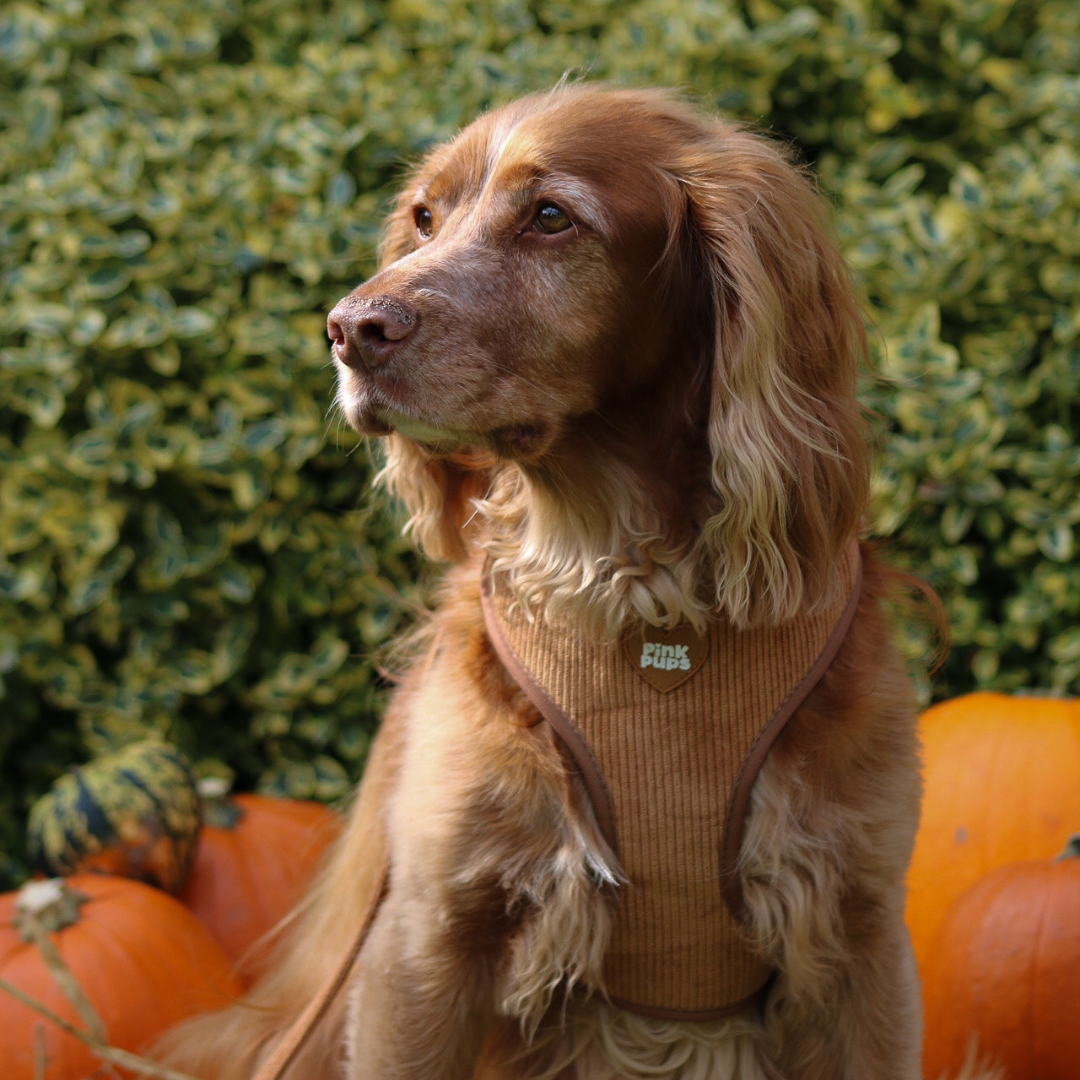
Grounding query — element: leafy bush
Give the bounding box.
[1,0,1076,886]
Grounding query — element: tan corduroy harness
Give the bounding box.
[252,544,862,1079]
[480,541,863,1019]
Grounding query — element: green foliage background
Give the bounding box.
[1,0,1077,887]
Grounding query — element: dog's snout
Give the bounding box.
[327,295,419,370]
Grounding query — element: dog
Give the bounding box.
[158,84,925,1080]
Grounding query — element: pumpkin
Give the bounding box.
[921,838,1080,1080]
[0,874,242,1079]
[27,741,202,893]
[905,692,1080,969]
[178,782,339,977]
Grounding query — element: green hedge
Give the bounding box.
[1,0,1077,887]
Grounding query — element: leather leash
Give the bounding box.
[248,859,388,1080]
[250,861,389,1080]
[250,631,444,1080]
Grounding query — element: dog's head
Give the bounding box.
[330,85,869,630]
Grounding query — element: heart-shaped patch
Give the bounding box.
[624,625,710,693]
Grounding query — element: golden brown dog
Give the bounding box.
[159,84,924,1080]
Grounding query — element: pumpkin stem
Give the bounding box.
[197,776,244,829]
[1055,833,1080,861]
[15,879,89,940]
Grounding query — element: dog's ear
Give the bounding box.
[679,127,870,626]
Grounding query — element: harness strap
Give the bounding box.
[480,573,620,853]
[251,864,389,1080]
[721,551,864,921]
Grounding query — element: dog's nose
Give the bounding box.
[327,295,418,370]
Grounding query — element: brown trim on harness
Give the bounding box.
[720,551,864,922]
[606,982,770,1022]
[480,572,620,854]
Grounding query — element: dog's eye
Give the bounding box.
[414,206,434,240]
[533,203,573,235]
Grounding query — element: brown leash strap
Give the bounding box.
[251,861,389,1080]
[250,634,441,1080]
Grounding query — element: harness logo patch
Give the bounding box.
[625,626,709,693]
[640,642,690,671]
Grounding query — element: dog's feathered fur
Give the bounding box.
[157,85,924,1080]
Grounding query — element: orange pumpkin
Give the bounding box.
[905,692,1080,969]
[178,787,339,978]
[0,874,242,1079]
[921,839,1080,1080]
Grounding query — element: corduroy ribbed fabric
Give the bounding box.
[481,542,862,1019]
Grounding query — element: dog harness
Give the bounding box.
[251,546,863,1080]
[480,541,863,1019]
